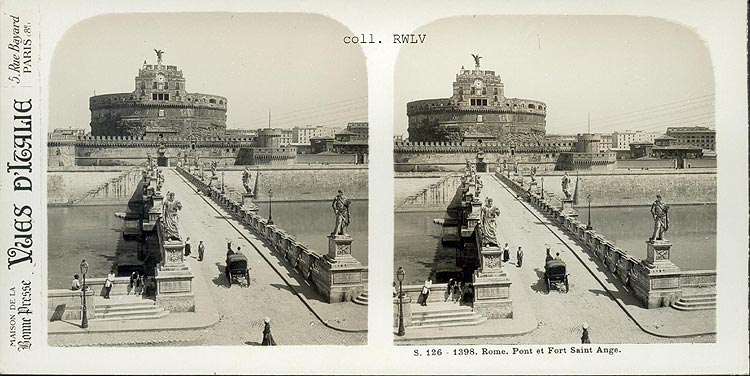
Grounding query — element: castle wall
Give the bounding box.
[71,144,239,166]
[408,109,546,143]
[393,142,568,172]
[90,103,227,137]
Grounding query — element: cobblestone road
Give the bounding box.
[399,173,715,345]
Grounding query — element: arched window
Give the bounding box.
[164,82,169,90]
[529,104,536,109]
[482,88,486,95]
[209,99,217,104]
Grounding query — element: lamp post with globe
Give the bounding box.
[396,267,406,336]
[80,259,89,329]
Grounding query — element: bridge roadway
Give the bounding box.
[400,173,715,345]
[51,169,366,346]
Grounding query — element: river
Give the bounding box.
[48,201,368,288]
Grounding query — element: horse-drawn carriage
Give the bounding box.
[225,253,250,287]
[544,258,569,293]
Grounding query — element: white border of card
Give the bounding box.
[0,0,747,374]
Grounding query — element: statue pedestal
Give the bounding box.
[462,199,482,238]
[472,245,513,319]
[144,192,163,232]
[312,234,365,303]
[242,193,259,211]
[561,198,578,217]
[529,181,538,194]
[630,239,682,308]
[154,223,195,313]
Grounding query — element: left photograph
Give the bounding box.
[46,13,369,346]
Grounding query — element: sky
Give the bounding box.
[49,13,367,131]
[394,16,715,137]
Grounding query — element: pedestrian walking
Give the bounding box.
[198,240,205,261]
[420,277,432,306]
[104,269,115,299]
[452,279,461,303]
[445,278,455,301]
[261,317,277,346]
[71,274,81,291]
[128,271,139,295]
[516,246,524,267]
[134,274,144,296]
[185,237,192,257]
[581,323,591,343]
[503,243,510,263]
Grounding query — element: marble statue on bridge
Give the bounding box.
[332,190,351,236]
[162,191,183,241]
[530,166,537,183]
[242,167,253,194]
[211,161,218,177]
[650,195,670,241]
[480,197,501,247]
[561,172,572,200]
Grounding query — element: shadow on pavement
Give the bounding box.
[530,268,547,294]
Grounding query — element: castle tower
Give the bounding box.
[407,55,547,143]
[89,50,228,138]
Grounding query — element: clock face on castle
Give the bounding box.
[155,74,165,83]
[473,79,484,88]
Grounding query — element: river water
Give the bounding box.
[48,201,368,288]
[394,204,716,285]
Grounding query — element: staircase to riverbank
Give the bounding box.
[93,295,170,321]
[672,287,716,311]
[410,302,486,328]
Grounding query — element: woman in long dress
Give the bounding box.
[261,317,276,346]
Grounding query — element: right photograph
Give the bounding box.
[392,16,716,345]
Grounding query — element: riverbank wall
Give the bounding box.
[48,165,368,205]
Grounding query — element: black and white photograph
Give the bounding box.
[0,1,747,374]
[393,16,719,345]
[44,13,368,347]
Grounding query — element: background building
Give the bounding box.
[611,130,662,149]
[292,125,341,145]
[666,126,715,150]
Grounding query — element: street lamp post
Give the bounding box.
[267,188,274,225]
[396,267,405,336]
[221,171,225,193]
[540,176,544,199]
[80,259,89,329]
[586,193,593,230]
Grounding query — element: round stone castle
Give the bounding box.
[89,52,227,138]
[407,56,547,143]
